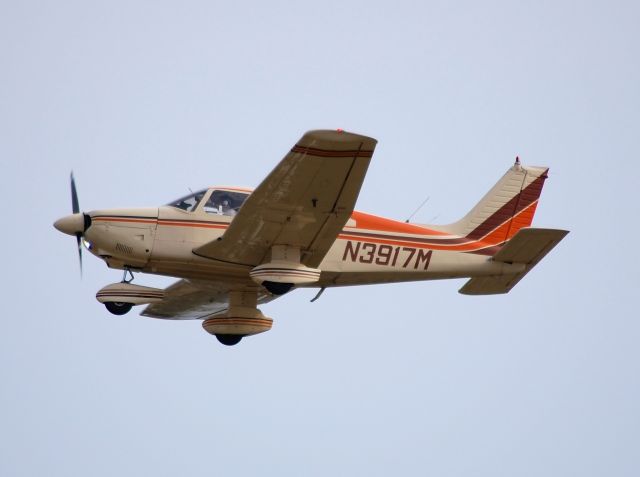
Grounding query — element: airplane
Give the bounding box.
[54,129,568,346]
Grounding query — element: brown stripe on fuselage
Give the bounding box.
[92,216,230,230]
[158,219,227,229]
[341,229,470,246]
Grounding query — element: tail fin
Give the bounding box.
[442,159,549,246]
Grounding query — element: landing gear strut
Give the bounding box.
[122,268,134,283]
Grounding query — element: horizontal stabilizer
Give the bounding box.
[459,227,568,295]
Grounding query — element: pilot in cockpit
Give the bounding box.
[204,192,237,216]
[220,198,237,216]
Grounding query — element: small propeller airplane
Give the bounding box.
[54,130,568,346]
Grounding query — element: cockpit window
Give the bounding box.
[167,189,207,212]
[203,190,249,216]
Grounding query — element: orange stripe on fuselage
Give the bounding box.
[93,217,227,230]
[93,217,157,224]
[341,201,540,253]
[157,220,227,230]
[349,211,448,236]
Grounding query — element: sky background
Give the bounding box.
[1,1,639,475]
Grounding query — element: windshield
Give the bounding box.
[167,189,207,211]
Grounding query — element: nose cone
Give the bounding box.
[54,213,85,236]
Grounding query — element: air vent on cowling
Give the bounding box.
[115,243,134,255]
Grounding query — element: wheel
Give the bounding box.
[262,281,294,295]
[216,334,243,346]
[105,301,133,315]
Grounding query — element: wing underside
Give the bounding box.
[141,279,274,320]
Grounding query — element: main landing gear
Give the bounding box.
[105,301,133,315]
[262,280,293,295]
[202,291,273,346]
[215,334,243,346]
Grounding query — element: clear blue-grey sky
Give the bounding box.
[1,1,638,476]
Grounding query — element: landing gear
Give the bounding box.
[262,281,293,295]
[202,291,273,345]
[121,268,134,283]
[216,334,243,346]
[104,301,133,315]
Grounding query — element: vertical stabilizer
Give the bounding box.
[442,160,549,246]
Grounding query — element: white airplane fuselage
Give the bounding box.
[81,202,522,290]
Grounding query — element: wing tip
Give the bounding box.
[300,129,378,150]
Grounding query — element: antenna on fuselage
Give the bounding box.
[405,196,430,223]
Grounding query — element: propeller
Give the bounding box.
[71,172,83,273]
[54,172,92,275]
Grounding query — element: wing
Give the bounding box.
[141,279,275,320]
[193,130,377,268]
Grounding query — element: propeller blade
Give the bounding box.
[76,233,83,276]
[71,172,83,276]
[71,172,80,214]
